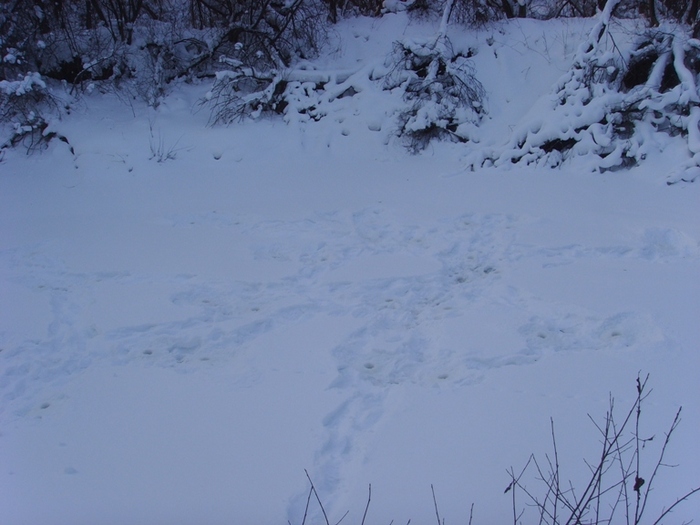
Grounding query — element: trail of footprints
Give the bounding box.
[0,210,694,506]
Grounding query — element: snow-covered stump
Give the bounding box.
[471,0,700,181]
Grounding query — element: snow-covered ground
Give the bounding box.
[1,13,699,525]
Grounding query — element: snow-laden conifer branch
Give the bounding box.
[468,0,700,181]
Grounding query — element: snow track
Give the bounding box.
[2,157,698,523]
[1,14,699,522]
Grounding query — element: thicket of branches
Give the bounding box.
[465,0,700,181]
[3,0,696,97]
[1,0,328,148]
[2,0,700,167]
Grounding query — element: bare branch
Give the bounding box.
[304,469,330,525]
[360,484,371,525]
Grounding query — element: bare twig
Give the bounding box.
[651,486,700,525]
[304,469,330,525]
[431,484,442,525]
[550,418,561,524]
[638,406,683,522]
[360,484,371,525]
[300,485,313,525]
[506,455,534,525]
[333,510,349,525]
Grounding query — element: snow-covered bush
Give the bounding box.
[384,0,485,151]
[198,0,338,122]
[189,0,326,70]
[206,64,289,123]
[470,0,700,181]
[206,0,486,151]
[0,72,65,152]
[328,0,384,21]
[205,60,370,125]
[452,0,528,25]
[384,37,484,151]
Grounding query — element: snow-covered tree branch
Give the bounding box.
[469,0,700,181]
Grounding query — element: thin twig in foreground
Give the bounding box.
[431,484,441,525]
[360,484,371,525]
[304,469,330,525]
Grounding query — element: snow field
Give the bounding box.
[1,12,699,525]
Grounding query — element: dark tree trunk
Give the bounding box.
[647,0,658,27]
[328,0,337,23]
[500,0,515,18]
[687,0,699,25]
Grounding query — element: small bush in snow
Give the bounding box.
[205,61,371,126]
[382,0,485,152]
[385,35,485,152]
[297,376,698,525]
[0,72,66,152]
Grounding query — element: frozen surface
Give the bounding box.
[1,14,699,525]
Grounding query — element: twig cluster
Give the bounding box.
[294,471,474,525]
[505,373,700,525]
[292,375,695,525]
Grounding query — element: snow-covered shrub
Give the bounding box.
[329,0,384,20]
[205,0,487,140]
[384,36,485,152]
[189,0,326,70]
[383,0,418,15]
[111,19,218,106]
[0,0,56,83]
[0,72,65,152]
[383,0,485,152]
[206,60,369,125]
[206,64,290,123]
[199,0,337,122]
[452,0,528,25]
[471,0,700,181]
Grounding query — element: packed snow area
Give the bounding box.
[1,13,699,525]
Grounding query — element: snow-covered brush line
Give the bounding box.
[468,0,700,182]
[2,2,700,180]
[296,376,699,525]
[0,72,66,152]
[205,0,485,152]
[186,7,700,180]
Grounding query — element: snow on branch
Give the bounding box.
[0,72,67,153]
[205,57,376,125]
[469,0,700,182]
[206,0,485,153]
[381,0,485,152]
